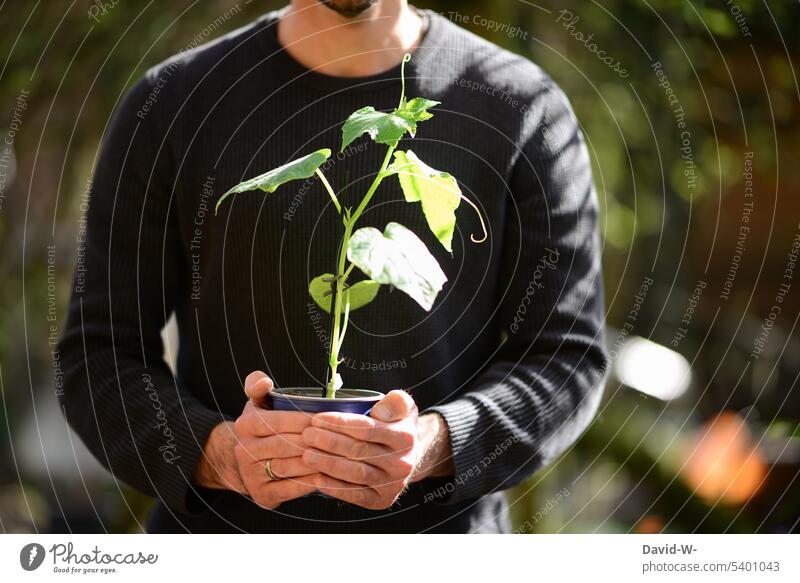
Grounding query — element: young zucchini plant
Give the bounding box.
[215,54,486,399]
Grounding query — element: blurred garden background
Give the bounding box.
[1,0,799,533]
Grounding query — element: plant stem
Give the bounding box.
[325,145,396,398]
[324,54,410,398]
[315,169,341,214]
[352,146,396,222]
[337,298,351,349]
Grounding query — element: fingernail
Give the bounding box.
[371,403,391,422]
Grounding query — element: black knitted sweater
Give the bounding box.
[58,8,607,533]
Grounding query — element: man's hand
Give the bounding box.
[193,371,324,510]
[301,390,454,510]
[192,420,247,494]
[233,371,325,509]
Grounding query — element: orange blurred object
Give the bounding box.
[635,515,665,534]
[682,412,767,505]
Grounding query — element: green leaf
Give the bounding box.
[340,107,414,152]
[347,222,447,311]
[309,273,381,314]
[397,97,439,123]
[340,98,438,152]
[215,148,331,214]
[389,150,461,252]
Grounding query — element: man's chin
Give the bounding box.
[317,0,379,19]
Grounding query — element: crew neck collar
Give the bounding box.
[255,7,441,93]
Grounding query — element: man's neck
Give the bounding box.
[277,0,424,77]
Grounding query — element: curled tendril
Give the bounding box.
[459,192,489,243]
[399,53,412,108]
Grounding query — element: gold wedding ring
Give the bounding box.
[264,458,278,481]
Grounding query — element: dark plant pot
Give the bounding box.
[267,387,384,415]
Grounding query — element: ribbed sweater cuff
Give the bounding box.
[157,407,235,515]
[425,398,489,504]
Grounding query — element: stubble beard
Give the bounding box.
[317,0,380,19]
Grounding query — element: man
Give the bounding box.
[59,0,607,533]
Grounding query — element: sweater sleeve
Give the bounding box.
[426,83,608,504]
[57,69,230,515]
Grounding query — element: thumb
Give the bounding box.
[244,371,274,409]
[370,390,416,423]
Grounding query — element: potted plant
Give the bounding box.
[215,55,485,414]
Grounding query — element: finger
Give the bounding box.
[303,448,389,487]
[303,426,392,466]
[314,474,382,509]
[268,457,317,479]
[235,408,313,437]
[311,413,415,451]
[239,454,305,487]
[237,433,308,461]
[370,390,416,422]
[244,371,274,409]
[252,474,324,509]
